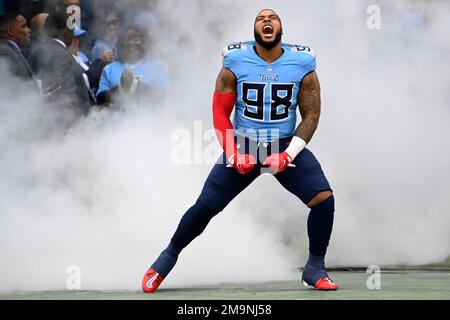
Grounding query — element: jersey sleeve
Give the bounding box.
[222,50,236,73]
[222,49,237,76]
[221,42,248,76]
[284,43,317,73]
[297,46,316,74]
[304,51,316,73]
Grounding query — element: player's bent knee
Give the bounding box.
[307,191,333,208]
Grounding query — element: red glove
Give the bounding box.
[229,151,257,175]
[263,152,293,174]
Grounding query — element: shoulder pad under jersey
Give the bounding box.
[284,43,316,58]
[221,41,251,57]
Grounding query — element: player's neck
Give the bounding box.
[254,43,284,63]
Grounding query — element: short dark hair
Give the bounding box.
[0,13,21,36]
[43,12,68,38]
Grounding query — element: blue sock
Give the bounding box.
[301,253,328,285]
[302,195,335,285]
[307,195,334,256]
[150,243,180,278]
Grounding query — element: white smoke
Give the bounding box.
[0,0,449,292]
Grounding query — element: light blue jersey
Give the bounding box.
[222,40,316,142]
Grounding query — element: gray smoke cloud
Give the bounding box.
[0,0,449,292]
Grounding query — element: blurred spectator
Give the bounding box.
[30,12,49,37]
[44,0,92,51]
[31,12,92,115]
[70,27,89,64]
[0,12,36,87]
[70,27,97,104]
[90,10,119,59]
[87,42,114,95]
[23,12,48,62]
[91,42,114,63]
[96,25,170,107]
[88,5,120,95]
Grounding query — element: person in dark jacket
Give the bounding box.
[30,13,92,115]
[0,12,35,83]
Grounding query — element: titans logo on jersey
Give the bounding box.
[222,40,316,142]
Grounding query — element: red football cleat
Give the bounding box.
[142,268,164,293]
[303,277,339,291]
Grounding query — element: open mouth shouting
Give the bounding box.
[262,25,274,36]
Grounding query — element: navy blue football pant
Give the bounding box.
[170,137,334,256]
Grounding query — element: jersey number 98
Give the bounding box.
[242,83,294,121]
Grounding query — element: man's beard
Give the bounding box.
[254,29,282,50]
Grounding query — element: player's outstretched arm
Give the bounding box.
[296,71,321,143]
[213,68,256,174]
[213,67,237,158]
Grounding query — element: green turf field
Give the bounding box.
[1,270,449,300]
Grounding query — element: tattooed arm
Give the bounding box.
[295,71,321,143]
[215,67,237,93]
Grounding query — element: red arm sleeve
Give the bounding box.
[213,91,237,158]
